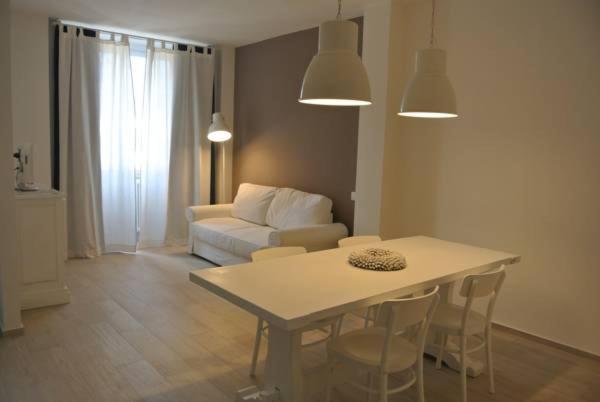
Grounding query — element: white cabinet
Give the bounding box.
[15,190,70,310]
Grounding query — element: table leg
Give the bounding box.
[425,282,485,377]
[264,325,304,402]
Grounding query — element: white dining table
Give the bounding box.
[189,236,520,402]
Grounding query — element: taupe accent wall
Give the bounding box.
[233,19,363,232]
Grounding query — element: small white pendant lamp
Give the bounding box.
[207,112,232,142]
[398,0,457,118]
[299,0,371,106]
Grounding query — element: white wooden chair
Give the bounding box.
[430,266,506,402]
[338,235,383,327]
[325,287,440,402]
[338,235,382,248]
[249,246,340,376]
[251,247,308,262]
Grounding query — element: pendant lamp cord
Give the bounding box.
[430,0,436,47]
[336,0,342,19]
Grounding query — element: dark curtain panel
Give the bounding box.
[51,25,60,190]
[209,80,216,205]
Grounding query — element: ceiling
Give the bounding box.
[10,0,374,46]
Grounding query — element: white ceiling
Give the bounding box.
[10,0,374,46]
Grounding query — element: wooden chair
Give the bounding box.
[249,246,340,376]
[338,235,383,327]
[251,246,308,262]
[430,266,506,402]
[325,287,440,402]
[338,235,382,248]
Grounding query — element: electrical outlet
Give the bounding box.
[236,386,260,401]
[236,386,281,401]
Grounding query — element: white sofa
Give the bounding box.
[186,183,348,266]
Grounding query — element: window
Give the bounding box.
[99,36,174,250]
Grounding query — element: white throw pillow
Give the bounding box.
[231,183,278,225]
[266,188,333,230]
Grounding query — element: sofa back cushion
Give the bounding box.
[232,183,278,225]
[266,188,333,229]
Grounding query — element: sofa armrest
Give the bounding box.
[186,203,233,222]
[268,223,348,252]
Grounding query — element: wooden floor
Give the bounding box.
[0,247,598,402]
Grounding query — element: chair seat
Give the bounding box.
[328,327,417,373]
[430,303,487,335]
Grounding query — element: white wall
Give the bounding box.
[0,0,23,332]
[357,0,600,355]
[10,10,52,189]
[353,0,396,235]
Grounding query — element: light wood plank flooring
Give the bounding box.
[0,247,598,402]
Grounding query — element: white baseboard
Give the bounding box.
[21,286,71,310]
[0,321,24,336]
[493,322,599,361]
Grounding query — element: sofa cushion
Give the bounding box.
[266,188,333,230]
[231,183,278,225]
[190,217,274,259]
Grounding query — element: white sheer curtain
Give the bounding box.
[59,27,105,257]
[99,38,138,253]
[139,44,214,247]
[165,48,214,243]
[59,26,214,256]
[138,46,175,248]
[59,28,138,257]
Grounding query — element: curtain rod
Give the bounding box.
[54,19,215,51]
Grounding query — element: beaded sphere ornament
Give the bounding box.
[348,248,407,271]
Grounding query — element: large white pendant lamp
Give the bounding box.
[299,0,371,106]
[207,112,232,142]
[398,0,457,118]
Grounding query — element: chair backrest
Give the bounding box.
[251,246,307,262]
[338,235,382,248]
[459,266,506,298]
[375,287,440,333]
[459,266,506,330]
[375,287,440,370]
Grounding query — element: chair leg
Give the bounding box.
[460,334,468,402]
[335,316,343,337]
[364,306,374,328]
[436,333,447,370]
[378,373,388,402]
[331,314,345,338]
[330,322,337,341]
[417,354,425,402]
[325,359,336,402]
[367,372,374,402]
[250,318,263,376]
[486,327,495,394]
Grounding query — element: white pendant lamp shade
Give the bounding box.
[299,20,371,106]
[207,112,232,142]
[398,48,457,118]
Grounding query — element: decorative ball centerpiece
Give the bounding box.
[348,248,407,272]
